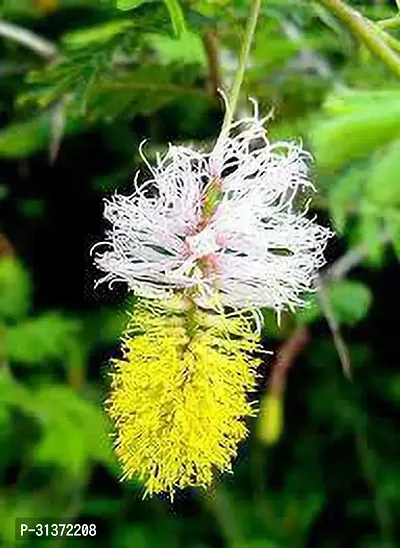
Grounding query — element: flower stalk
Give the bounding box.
[221,0,262,134]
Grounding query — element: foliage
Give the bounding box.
[0,0,399,546]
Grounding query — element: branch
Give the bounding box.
[202,31,223,101]
[0,19,58,59]
[318,230,395,380]
[318,0,400,77]
[269,325,310,397]
[317,279,352,380]
[325,230,393,282]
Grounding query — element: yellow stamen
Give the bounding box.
[106,297,261,498]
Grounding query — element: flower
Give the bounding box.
[93,100,332,316]
[107,298,261,497]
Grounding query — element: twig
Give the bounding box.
[0,19,58,59]
[269,325,310,397]
[202,31,223,101]
[49,96,70,165]
[317,230,394,381]
[318,0,400,76]
[325,230,393,282]
[317,279,352,380]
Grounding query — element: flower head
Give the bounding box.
[107,298,261,497]
[93,101,332,316]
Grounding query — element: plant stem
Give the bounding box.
[317,280,352,380]
[377,16,400,31]
[221,0,262,133]
[379,29,400,54]
[202,31,222,100]
[0,19,58,59]
[324,230,393,282]
[318,0,400,77]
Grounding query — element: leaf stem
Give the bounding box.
[221,0,262,133]
[318,0,400,77]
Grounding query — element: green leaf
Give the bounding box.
[353,211,385,266]
[0,370,38,418]
[90,65,205,120]
[20,15,192,121]
[295,281,372,326]
[62,20,135,48]
[117,0,147,10]
[365,140,400,208]
[0,115,50,158]
[0,114,83,159]
[164,0,187,36]
[33,385,116,478]
[322,88,400,116]
[0,257,31,321]
[328,165,365,233]
[146,31,206,66]
[310,98,400,172]
[327,280,372,326]
[4,313,80,366]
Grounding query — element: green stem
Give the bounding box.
[379,29,400,54]
[221,0,262,133]
[318,0,400,77]
[164,0,186,36]
[377,16,400,31]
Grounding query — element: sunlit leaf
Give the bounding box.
[5,313,80,365]
[33,385,116,478]
[365,140,400,207]
[310,99,400,172]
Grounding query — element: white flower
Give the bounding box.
[92,100,333,315]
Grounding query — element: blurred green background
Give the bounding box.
[0,0,399,546]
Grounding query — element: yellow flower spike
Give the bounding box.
[106,297,262,498]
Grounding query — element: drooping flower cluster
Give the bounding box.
[93,101,332,497]
[93,101,332,319]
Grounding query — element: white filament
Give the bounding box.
[92,101,333,315]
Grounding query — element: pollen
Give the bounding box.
[106,298,261,498]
